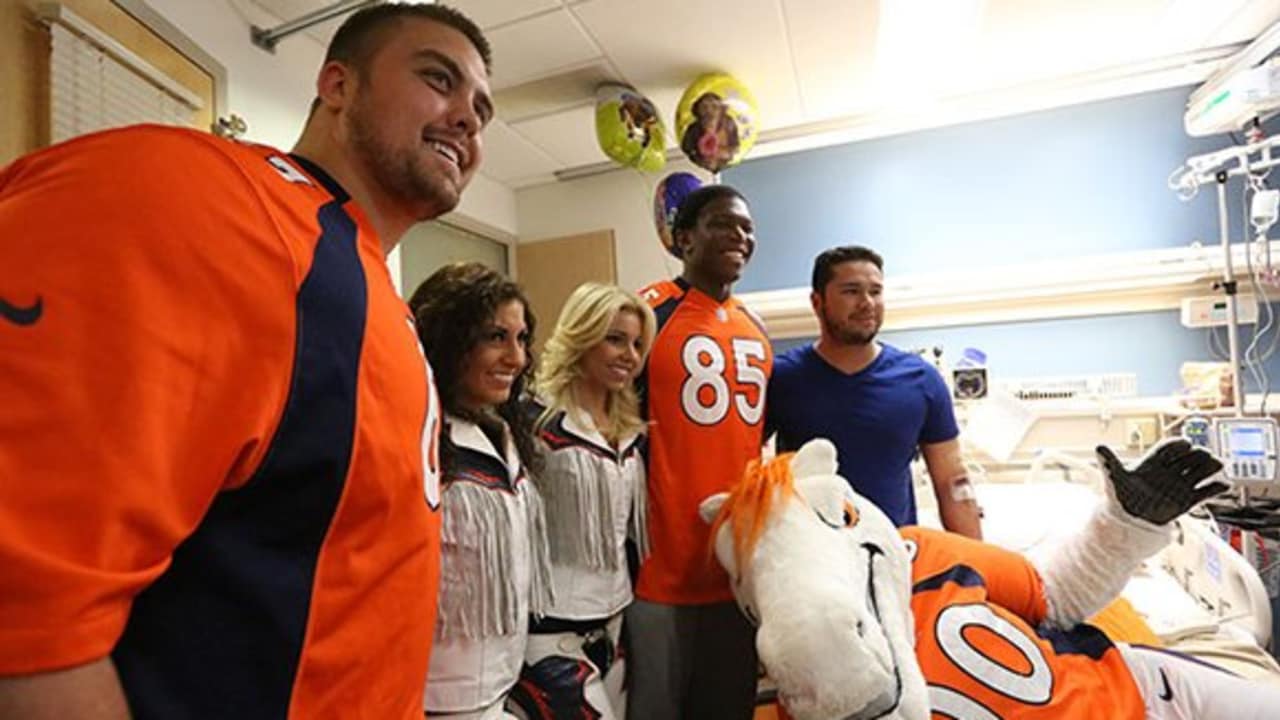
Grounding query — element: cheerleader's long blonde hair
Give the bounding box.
[536,283,657,443]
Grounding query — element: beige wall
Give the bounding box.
[515,160,712,292]
[399,221,511,297]
[143,0,318,150]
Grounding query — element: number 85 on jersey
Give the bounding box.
[679,335,768,426]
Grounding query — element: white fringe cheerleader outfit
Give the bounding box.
[425,414,553,717]
[508,408,648,720]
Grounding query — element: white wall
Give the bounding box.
[143,0,515,235]
[445,172,517,238]
[515,159,711,291]
[145,0,319,149]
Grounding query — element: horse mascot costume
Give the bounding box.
[699,438,1280,719]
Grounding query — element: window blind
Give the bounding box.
[47,7,203,144]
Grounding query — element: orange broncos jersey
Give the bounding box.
[0,126,442,719]
[635,278,772,604]
[901,527,1145,719]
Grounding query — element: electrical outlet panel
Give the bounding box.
[1125,418,1158,448]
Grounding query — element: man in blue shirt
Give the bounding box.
[766,246,982,537]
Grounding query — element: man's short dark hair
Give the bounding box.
[326,3,491,74]
[672,184,747,234]
[812,245,884,293]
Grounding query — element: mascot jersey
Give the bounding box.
[635,278,772,604]
[900,527,1145,719]
[0,126,442,719]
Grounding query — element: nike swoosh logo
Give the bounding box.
[1158,668,1173,701]
[0,295,42,326]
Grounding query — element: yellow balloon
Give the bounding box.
[675,73,759,173]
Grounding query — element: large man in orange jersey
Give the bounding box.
[0,5,493,719]
[701,438,1280,720]
[629,184,772,720]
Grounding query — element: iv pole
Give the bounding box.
[1174,132,1280,415]
[1216,169,1246,413]
[1173,133,1280,568]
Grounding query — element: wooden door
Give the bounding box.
[516,229,616,354]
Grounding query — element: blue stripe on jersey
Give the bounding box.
[636,278,689,423]
[1037,623,1113,661]
[912,563,1115,661]
[113,162,366,719]
[912,564,985,594]
[652,277,689,331]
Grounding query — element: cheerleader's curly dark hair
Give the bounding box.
[409,262,543,476]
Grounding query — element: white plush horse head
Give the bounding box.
[699,439,929,720]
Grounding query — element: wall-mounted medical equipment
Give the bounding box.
[1184,19,1280,137]
[1181,415,1214,449]
[1187,56,1280,137]
[953,368,988,400]
[998,373,1137,402]
[1215,417,1279,486]
[1181,293,1259,328]
[952,347,989,400]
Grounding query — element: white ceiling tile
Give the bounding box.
[1151,0,1249,51]
[248,0,322,21]
[643,86,686,137]
[782,0,880,121]
[1200,0,1280,47]
[252,0,570,54]
[486,9,603,89]
[243,0,1280,190]
[968,0,1172,91]
[244,0,339,46]
[572,0,805,131]
[493,62,616,122]
[479,120,565,183]
[510,105,610,167]
[451,0,562,30]
[869,0,992,102]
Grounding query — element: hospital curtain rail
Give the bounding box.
[45,6,203,145]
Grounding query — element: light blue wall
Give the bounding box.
[727,87,1280,395]
[775,309,1280,397]
[727,87,1246,289]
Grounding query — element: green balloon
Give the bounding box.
[595,84,666,171]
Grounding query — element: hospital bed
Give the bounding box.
[916,450,1280,683]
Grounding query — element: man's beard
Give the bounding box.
[822,306,879,346]
[347,95,460,220]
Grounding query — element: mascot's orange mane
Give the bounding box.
[710,453,799,571]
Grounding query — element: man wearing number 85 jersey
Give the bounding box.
[627,185,772,720]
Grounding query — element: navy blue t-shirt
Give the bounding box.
[766,343,959,526]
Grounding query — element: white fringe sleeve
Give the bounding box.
[1031,494,1169,630]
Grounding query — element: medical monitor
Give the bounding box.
[1214,417,1279,487]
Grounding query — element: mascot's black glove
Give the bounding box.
[1096,439,1228,526]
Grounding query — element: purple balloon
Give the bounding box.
[654,172,703,259]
